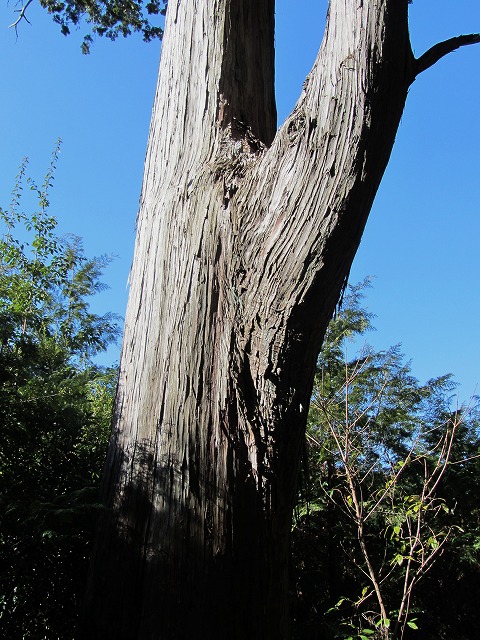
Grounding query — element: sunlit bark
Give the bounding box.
[80,1,478,638]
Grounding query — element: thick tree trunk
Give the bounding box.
[81,1,414,638]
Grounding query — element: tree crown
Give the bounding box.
[8,0,167,52]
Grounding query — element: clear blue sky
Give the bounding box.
[1,0,479,398]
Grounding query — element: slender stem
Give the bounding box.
[331,360,389,636]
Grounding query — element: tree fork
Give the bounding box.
[80,1,479,638]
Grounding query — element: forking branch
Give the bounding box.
[9,0,34,35]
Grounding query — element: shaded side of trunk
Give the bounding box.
[81,1,413,639]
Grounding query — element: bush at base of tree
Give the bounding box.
[0,145,119,639]
[291,281,480,640]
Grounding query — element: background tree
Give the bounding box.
[0,147,119,639]
[7,0,167,52]
[82,2,480,638]
[291,284,480,640]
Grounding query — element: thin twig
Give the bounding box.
[9,0,34,35]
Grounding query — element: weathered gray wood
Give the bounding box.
[80,1,476,638]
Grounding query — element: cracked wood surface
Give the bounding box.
[81,1,430,638]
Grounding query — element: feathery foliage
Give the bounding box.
[8,0,168,53]
[0,144,119,638]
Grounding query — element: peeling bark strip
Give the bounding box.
[81,2,478,639]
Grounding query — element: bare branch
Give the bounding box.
[8,0,34,36]
[414,34,480,80]
[449,453,480,465]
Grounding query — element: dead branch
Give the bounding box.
[9,0,34,35]
[413,34,480,80]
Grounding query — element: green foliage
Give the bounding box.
[291,281,480,640]
[10,0,167,53]
[0,146,119,638]
[0,141,120,359]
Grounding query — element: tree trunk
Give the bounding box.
[81,1,415,638]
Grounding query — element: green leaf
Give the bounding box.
[392,554,404,566]
[375,618,390,628]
